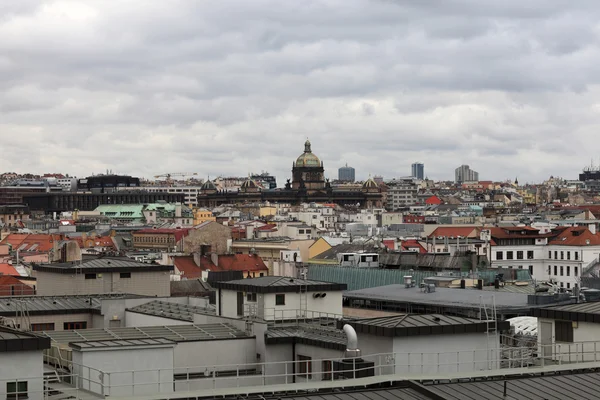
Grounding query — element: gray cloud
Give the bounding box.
[0,0,599,185]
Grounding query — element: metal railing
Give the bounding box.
[39,339,600,397]
[243,306,345,326]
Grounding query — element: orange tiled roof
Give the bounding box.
[0,263,19,276]
[173,256,203,279]
[549,227,600,246]
[428,226,480,238]
[199,254,268,272]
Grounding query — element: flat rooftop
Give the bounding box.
[344,284,531,310]
[126,300,215,321]
[43,323,250,344]
[0,293,144,316]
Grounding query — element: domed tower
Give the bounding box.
[292,139,325,192]
[240,177,260,193]
[200,179,217,195]
[362,177,381,193]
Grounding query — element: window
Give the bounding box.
[120,272,131,278]
[561,251,564,260]
[516,251,524,260]
[31,323,54,332]
[506,251,514,260]
[298,229,304,234]
[529,266,533,275]
[560,266,564,276]
[527,251,534,260]
[575,252,579,260]
[246,293,257,302]
[84,273,96,280]
[548,251,552,259]
[275,294,285,306]
[567,266,570,276]
[554,251,558,259]
[6,381,27,399]
[554,265,557,276]
[496,251,503,260]
[567,282,571,289]
[575,267,579,277]
[555,320,573,342]
[297,355,312,379]
[64,321,87,330]
[567,252,571,260]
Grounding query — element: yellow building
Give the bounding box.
[309,237,333,259]
[193,208,216,225]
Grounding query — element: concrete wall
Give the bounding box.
[72,346,174,397]
[173,338,256,374]
[218,288,342,320]
[27,312,93,331]
[0,351,44,400]
[393,333,496,374]
[538,317,600,362]
[36,270,170,297]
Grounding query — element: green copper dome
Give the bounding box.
[295,140,321,167]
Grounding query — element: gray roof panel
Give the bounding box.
[127,300,215,321]
[44,323,250,345]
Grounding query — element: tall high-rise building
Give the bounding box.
[411,162,424,180]
[455,165,479,183]
[338,164,355,182]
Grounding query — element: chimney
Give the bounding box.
[175,203,182,218]
[211,253,219,267]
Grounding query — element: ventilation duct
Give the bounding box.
[343,324,361,358]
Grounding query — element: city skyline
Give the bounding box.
[1,2,599,184]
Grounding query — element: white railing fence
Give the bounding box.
[42,339,600,397]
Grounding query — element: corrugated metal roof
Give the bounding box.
[273,387,431,400]
[307,265,532,292]
[422,371,600,399]
[345,285,530,309]
[127,300,215,321]
[43,323,250,344]
[70,338,175,349]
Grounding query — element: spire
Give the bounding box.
[304,139,311,153]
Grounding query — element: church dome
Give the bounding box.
[201,179,216,191]
[295,140,321,167]
[241,178,258,190]
[363,177,379,190]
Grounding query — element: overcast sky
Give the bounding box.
[1,1,600,185]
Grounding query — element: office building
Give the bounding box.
[411,162,424,180]
[338,164,356,182]
[455,164,479,183]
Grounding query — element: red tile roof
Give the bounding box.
[173,256,203,279]
[428,227,480,238]
[199,254,268,273]
[400,240,427,254]
[0,233,61,252]
[0,275,35,296]
[0,264,19,276]
[488,226,561,240]
[134,228,191,242]
[549,227,600,246]
[382,239,396,250]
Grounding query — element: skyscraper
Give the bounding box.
[411,162,424,180]
[455,164,479,183]
[338,164,355,182]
